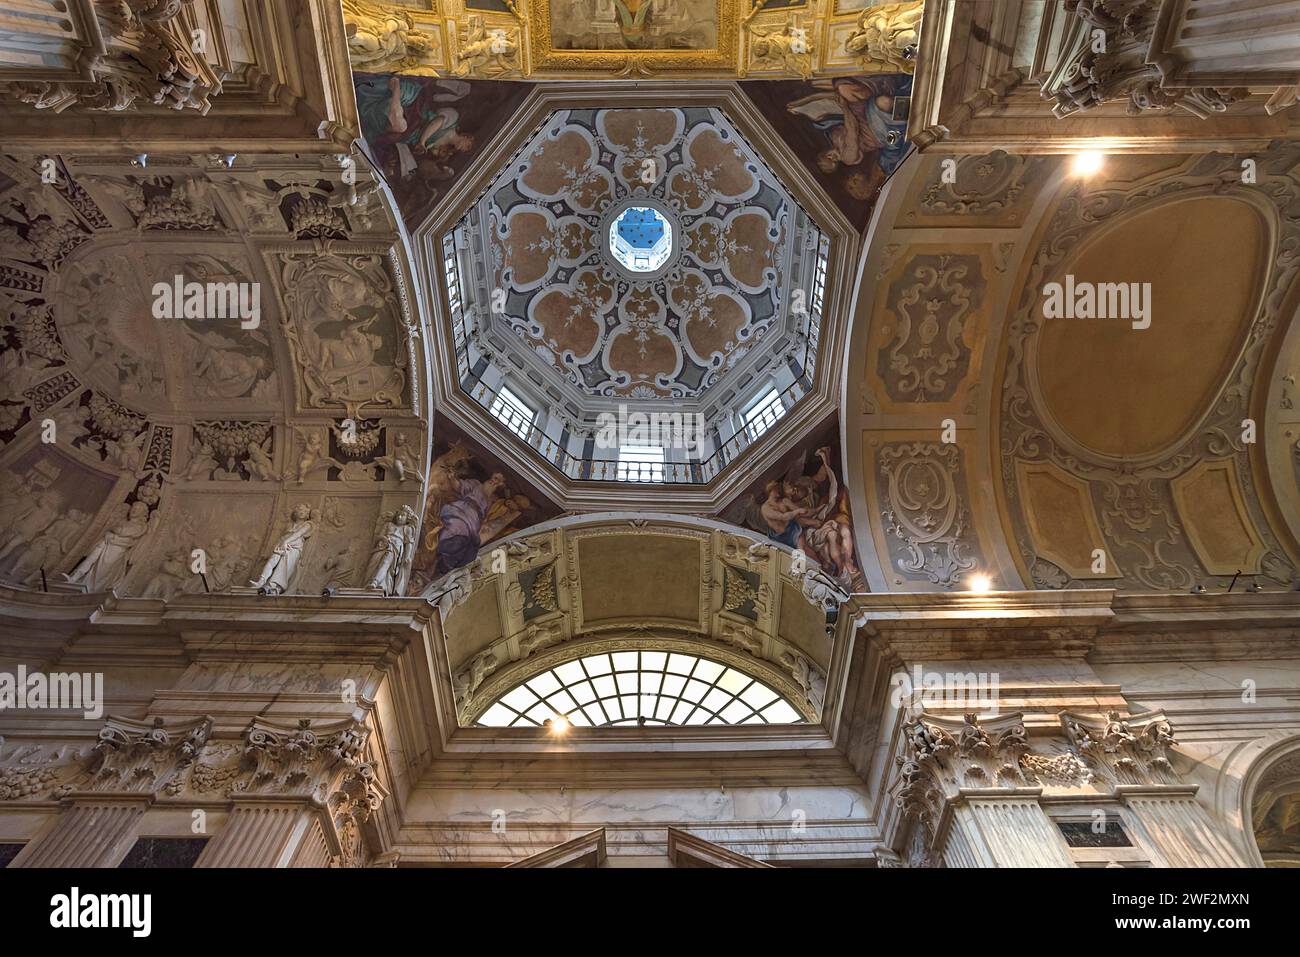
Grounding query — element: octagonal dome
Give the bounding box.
[460,106,824,402]
[421,86,855,508]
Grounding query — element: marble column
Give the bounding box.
[1118,786,1249,868]
[7,715,210,868]
[941,791,1074,867]
[8,796,149,868]
[194,717,384,868]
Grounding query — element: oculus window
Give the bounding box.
[475,650,804,728]
[608,206,673,273]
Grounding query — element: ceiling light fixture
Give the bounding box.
[1070,150,1105,178]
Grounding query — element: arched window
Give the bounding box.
[474,650,804,728]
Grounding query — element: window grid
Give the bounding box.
[442,231,470,381]
[616,445,665,483]
[744,388,786,442]
[475,651,804,728]
[490,386,535,442]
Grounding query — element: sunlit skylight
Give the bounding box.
[475,650,804,727]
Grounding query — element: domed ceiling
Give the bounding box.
[458,105,824,403]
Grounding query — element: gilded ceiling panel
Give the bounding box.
[340,0,923,79]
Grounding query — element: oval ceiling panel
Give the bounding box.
[1035,195,1266,461]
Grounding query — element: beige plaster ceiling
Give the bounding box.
[1034,194,1267,462]
[842,147,1300,594]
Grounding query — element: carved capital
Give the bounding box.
[235,717,380,810]
[1044,0,1246,119]
[5,0,222,114]
[80,714,212,795]
[1060,709,1180,785]
[892,710,1032,822]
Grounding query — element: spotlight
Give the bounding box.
[321,586,337,598]
[968,573,993,593]
[545,715,571,736]
[130,153,149,168]
[1070,150,1104,178]
[1190,584,1208,595]
[1245,581,1263,593]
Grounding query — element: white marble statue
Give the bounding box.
[249,504,316,595]
[364,505,418,595]
[63,501,155,593]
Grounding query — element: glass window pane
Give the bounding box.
[720,700,753,724]
[667,654,694,675]
[763,700,800,724]
[682,679,709,702]
[693,660,724,683]
[471,650,806,729]
[701,688,732,715]
[526,672,561,697]
[502,686,538,712]
[547,690,578,714]
[478,703,517,727]
[555,660,586,685]
[717,669,750,694]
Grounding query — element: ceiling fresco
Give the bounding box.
[718,415,865,592]
[410,418,561,594]
[354,74,534,229]
[740,73,912,231]
[471,105,818,400]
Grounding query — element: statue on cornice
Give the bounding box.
[845,1,922,73]
[249,504,316,596]
[453,16,520,79]
[364,505,419,595]
[342,0,436,73]
[63,501,156,593]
